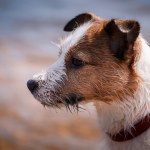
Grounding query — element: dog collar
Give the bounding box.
[109,114,150,142]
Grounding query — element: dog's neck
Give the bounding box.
[95,37,150,136]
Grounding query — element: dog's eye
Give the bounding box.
[71,57,85,68]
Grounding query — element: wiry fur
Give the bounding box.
[32,54,66,106]
[27,13,150,150]
[32,22,91,109]
[95,37,150,150]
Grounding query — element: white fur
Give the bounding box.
[31,20,150,149]
[61,22,92,53]
[95,36,150,150]
[32,54,66,104]
[32,22,91,104]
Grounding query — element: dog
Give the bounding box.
[27,13,150,150]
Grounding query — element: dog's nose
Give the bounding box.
[27,79,38,93]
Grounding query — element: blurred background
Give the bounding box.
[0,0,150,150]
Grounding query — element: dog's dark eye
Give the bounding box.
[72,57,85,68]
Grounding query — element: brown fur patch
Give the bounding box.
[61,18,141,103]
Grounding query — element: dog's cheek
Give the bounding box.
[75,66,127,102]
[62,68,97,100]
[60,63,134,103]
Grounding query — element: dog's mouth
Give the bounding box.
[27,79,85,112]
[40,93,84,112]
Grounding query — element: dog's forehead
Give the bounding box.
[60,21,92,54]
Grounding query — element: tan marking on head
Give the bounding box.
[62,18,141,103]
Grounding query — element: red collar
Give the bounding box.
[109,114,150,142]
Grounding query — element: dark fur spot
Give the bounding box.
[104,19,140,60]
[65,93,83,105]
[64,13,93,32]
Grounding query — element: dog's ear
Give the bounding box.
[104,19,140,60]
[64,13,94,32]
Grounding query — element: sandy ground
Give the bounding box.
[0,0,150,150]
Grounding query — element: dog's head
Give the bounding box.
[27,13,141,111]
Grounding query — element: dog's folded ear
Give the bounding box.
[64,13,94,32]
[104,19,140,60]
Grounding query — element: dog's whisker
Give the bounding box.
[50,41,60,49]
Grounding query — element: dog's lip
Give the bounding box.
[34,92,84,107]
[63,94,84,106]
[55,98,83,105]
[43,95,84,107]
[56,100,63,104]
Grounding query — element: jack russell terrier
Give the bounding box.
[27,13,150,150]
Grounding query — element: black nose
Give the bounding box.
[27,80,38,93]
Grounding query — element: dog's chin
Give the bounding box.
[33,92,84,111]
